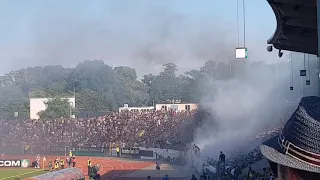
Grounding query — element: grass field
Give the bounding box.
[0,169,47,180]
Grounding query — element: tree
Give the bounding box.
[0,59,299,119]
[0,86,28,119]
[37,98,73,119]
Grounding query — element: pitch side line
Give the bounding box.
[0,169,43,180]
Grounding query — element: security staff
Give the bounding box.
[54,160,59,170]
[87,158,92,176]
[116,147,120,157]
[60,159,64,169]
[69,150,73,157]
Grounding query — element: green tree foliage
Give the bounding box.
[37,98,73,119]
[0,59,297,119]
[0,86,28,119]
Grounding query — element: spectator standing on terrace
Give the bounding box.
[219,151,225,165]
[191,174,197,180]
[218,151,225,177]
[247,167,253,180]
[162,174,169,180]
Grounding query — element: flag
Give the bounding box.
[42,157,46,170]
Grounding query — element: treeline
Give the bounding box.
[0,59,302,119]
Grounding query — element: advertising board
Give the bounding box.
[0,159,30,168]
[0,160,21,167]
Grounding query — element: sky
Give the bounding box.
[0,0,278,76]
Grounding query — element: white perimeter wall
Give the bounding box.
[30,98,75,120]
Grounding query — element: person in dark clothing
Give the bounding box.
[219,151,225,162]
[201,172,209,180]
[88,158,92,176]
[67,157,71,168]
[234,166,242,180]
[218,151,226,177]
[147,176,151,180]
[191,174,197,180]
[247,167,253,180]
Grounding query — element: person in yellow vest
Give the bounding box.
[87,158,92,176]
[54,159,59,170]
[116,147,120,157]
[60,158,64,169]
[69,150,73,157]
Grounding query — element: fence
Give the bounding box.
[0,144,158,159]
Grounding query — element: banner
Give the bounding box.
[139,150,153,157]
[0,146,24,155]
[33,145,72,155]
[21,159,30,168]
[75,147,105,157]
[121,148,140,155]
[0,159,21,167]
[77,147,104,153]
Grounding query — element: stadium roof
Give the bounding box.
[267,0,317,55]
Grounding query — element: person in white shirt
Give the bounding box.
[35,154,40,168]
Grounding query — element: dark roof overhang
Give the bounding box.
[267,0,317,55]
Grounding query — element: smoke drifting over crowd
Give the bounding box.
[190,58,311,159]
[1,0,317,161]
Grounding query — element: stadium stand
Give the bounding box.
[0,108,286,179]
[0,109,195,153]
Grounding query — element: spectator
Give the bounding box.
[191,174,197,180]
[219,151,225,163]
[162,174,169,180]
[247,167,253,180]
[0,109,196,150]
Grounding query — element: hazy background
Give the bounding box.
[0,0,278,76]
[1,0,317,158]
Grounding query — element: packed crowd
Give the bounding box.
[194,118,287,180]
[0,109,196,150]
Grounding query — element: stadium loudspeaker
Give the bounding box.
[300,70,306,76]
[306,80,310,85]
[290,86,293,90]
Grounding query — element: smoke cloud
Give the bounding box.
[190,56,317,159]
[0,0,276,76]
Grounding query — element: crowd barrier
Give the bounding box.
[0,144,107,157]
[25,167,85,180]
[185,147,205,174]
[0,144,186,164]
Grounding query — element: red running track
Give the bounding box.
[2,155,154,180]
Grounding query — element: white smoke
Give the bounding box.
[192,59,303,159]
